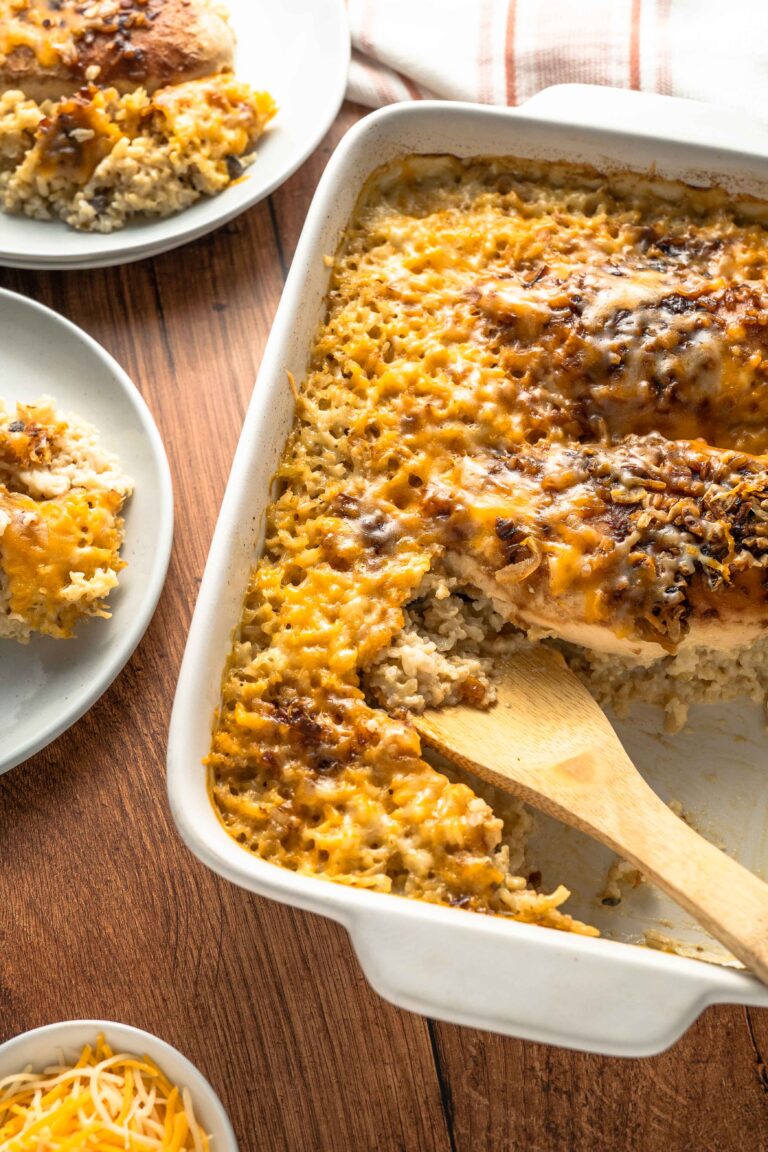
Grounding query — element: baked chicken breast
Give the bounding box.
[445,435,768,660]
[0,0,235,100]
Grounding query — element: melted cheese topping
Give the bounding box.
[0,397,131,641]
[0,0,83,71]
[0,486,124,636]
[208,156,768,925]
[33,86,124,183]
[0,1034,209,1152]
[0,1,153,73]
[151,74,274,158]
[472,435,768,653]
[11,76,275,188]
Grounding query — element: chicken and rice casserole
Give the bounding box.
[0,396,132,641]
[206,156,768,933]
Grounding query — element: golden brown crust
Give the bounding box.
[0,0,235,100]
[475,270,768,457]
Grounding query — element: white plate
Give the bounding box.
[168,89,768,1057]
[0,0,350,270]
[0,289,173,773]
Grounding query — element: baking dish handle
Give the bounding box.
[520,84,768,157]
[348,907,768,1057]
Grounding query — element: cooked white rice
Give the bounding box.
[0,77,274,233]
[363,563,768,734]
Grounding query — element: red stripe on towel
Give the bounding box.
[629,0,642,89]
[505,0,518,105]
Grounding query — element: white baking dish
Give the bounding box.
[168,85,768,1056]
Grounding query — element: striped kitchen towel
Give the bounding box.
[347,0,766,114]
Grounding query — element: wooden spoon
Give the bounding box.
[413,645,768,984]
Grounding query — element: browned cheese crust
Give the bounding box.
[486,436,768,652]
[0,0,235,100]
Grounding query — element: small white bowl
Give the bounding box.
[0,1020,238,1151]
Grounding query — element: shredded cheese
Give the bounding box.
[0,1036,210,1152]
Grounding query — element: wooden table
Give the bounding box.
[2,102,768,1152]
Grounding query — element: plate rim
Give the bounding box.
[0,0,351,271]
[0,287,174,774]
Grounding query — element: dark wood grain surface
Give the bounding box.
[1,103,767,1152]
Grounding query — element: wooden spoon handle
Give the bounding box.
[587,770,768,983]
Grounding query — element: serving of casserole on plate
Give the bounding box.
[0,0,349,268]
[169,89,768,1055]
[0,395,132,643]
[0,288,172,774]
[0,0,276,232]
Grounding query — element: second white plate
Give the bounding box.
[0,289,173,773]
[0,0,350,270]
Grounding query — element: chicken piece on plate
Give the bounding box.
[0,0,235,101]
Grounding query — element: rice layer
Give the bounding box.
[365,564,768,734]
[0,74,275,232]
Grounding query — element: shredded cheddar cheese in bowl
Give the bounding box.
[0,1034,210,1152]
